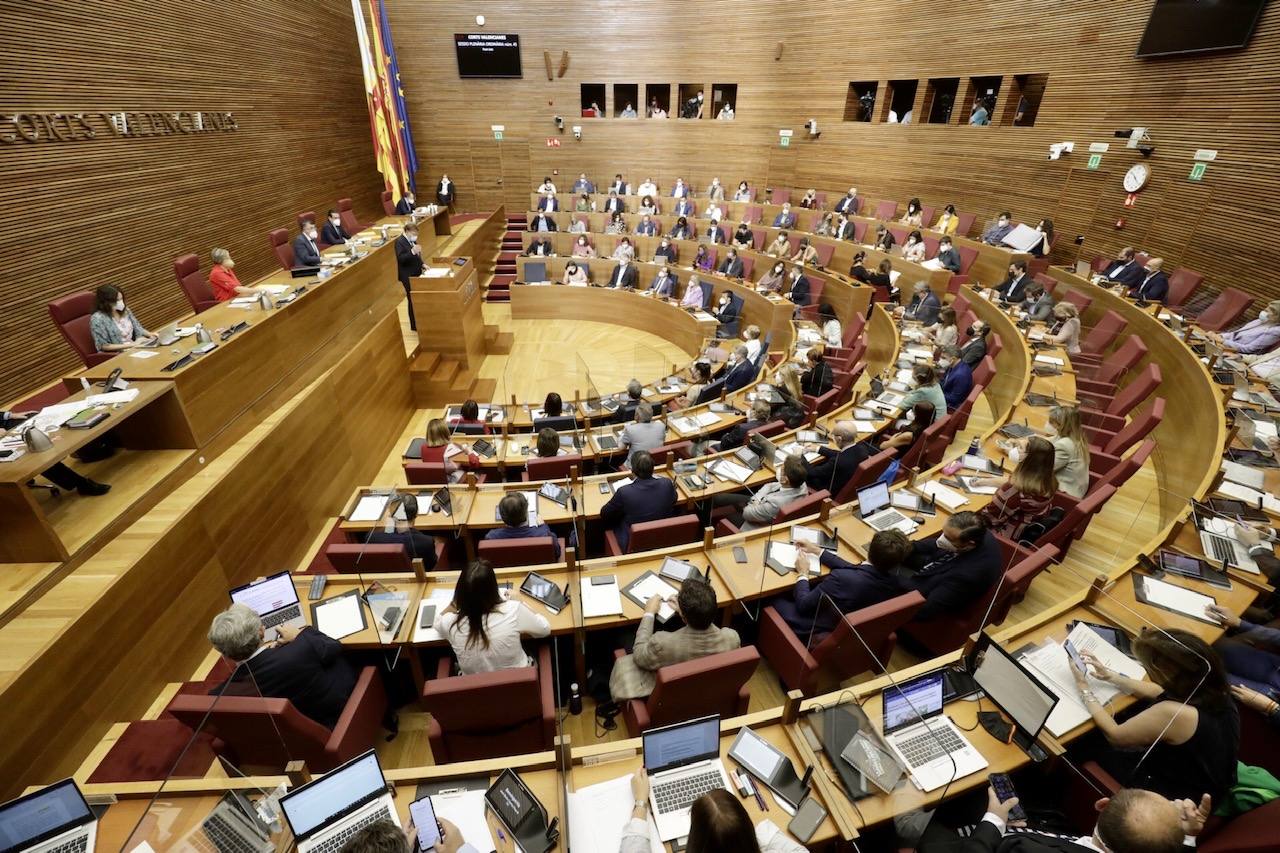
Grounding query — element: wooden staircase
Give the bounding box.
[410,349,497,405]
[488,214,525,302]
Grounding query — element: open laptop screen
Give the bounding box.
[280,751,386,840]
[970,635,1058,740]
[0,779,93,853]
[882,672,943,734]
[643,715,720,773]
[230,571,299,616]
[856,482,890,517]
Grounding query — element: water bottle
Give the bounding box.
[568,683,583,716]
[968,438,980,455]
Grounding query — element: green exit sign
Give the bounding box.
[1189,162,1206,181]
[493,130,503,141]
[1086,154,1101,170]
[779,135,790,148]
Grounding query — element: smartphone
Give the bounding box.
[408,796,442,851]
[786,796,827,844]
[733,546,748,564]
[419,605,436,630]
[1064,639,1087,675]
[103,367,123,389]
[380,606,402,630]
[988,772,1027,823]
[599,482,612,494]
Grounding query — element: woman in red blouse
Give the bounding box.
[977,436,1058,540]
[421,417,478,481]
[209,248,256,301]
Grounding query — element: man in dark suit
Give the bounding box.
[705,220,726,244]
[1130,257,1169,303]
[772,203,797,228]
[781,528,911,638]
[365,493,436,570]
[834,188,859,215]
[636,214,659,237]
[786,266,810,306]
[394,223,423,330]
[995,260,1029,304]
[713,291,742,338]
[523,236,554,257]
[603,190,625,214]
[537,193,558,212]
[723,345,757,392]
[939,345,973,411]
[394,191,417,215]
[608,174,629,195]
[600,451,677,552]
[903,281,942,325]
[1100,247,1143,289]
[292,219,322,267]
[834,215,856,241]
[718,248,744,278]
[935,236,962,273]
[1,410,110,495]
[321,209,350,246]
[673,197,694,217]
[900,511,1001,623]
[909,784,1206,853]
[528,212,557,232]
[436,174,454,207]
[208,603,359,730]
[960,321,990,367]
[804,421,873,496]
[573,173,595,194]
[607,259,638,289]
[650,267,677,298]
[484,492,560,558]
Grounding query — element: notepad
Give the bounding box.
[707,458,753,483]
[692,411,720,427]
[1133,575,1218,624]
[669,416,701,434]
[622,572,678,622]
[580,576,624,618]
[568,775,664,853]
[312,592,366,640]
[429,790,496,853]
[918,481,968,510]
[349,494,390,522]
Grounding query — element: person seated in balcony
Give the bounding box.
[980,211,1014,246]
[798,188,818,209]
[638,195,658,215]
[901,230,927,263]
[872,224,895,253]
[562,261,589,286]
[834,187,859,215]
[900,198,924,227]
[779,529,913,639]
[934,203,960,236]
[733,221,754,249]
[434,559,550,675]
[1029,218,1053,257]
[524,235,554,257]
[733,181,753,202]
[766,231,791,257]
[669,215,691,240]
[790,237,820,267]
[609,575,741,702]
[772,203,797,229]
[1207,301,1280,355]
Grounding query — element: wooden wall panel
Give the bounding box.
[388,1,1280,302]
[0,0,383,399]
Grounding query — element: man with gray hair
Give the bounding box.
[723,344,757,392]
[615,378,645,422]
[902,281,941,325]
[619,402,667,468]
[207,602,358,729]
[805,419,873,496]
[939,344,973,412]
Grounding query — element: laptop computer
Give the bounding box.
[0,779,97,853]
[184,792,274,853]
[279,750,398,853]
[856,482,917,534]
[229,571,305,643]
[643,715,733,842]
[879,672,988,793]
[1196,514,1259,573]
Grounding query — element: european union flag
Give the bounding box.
[376,0,418,192]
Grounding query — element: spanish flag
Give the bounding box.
[351,0,408,200]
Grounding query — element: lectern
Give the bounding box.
[411,256,485,367]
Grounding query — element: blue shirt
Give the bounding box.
[485,523,560,558]
[941,362,974,412]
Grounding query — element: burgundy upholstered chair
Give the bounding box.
[173,254,219,313]
[268,228,295,271]
[604,513,702,556]
[324,543,413,573]
[612,646,760,735]
[523,454,583,481]
[336,198,367,234]
[381,190,396,217]
[716,490,830,536]
[48,291,113,367]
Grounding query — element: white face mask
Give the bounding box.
[330,217,340,226]
[225,259,235,269]
[1008,446,1024,463]
[938,359,952,369]
[936,534,958,552]
[115,298,126,312]
[776,468,787,485]
[306,229,316,239]
[1045,424,1058,437]
[1262,311,1272,323]
[406,234,417,244]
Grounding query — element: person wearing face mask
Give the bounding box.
[818,303,842,347]
[603,189,625,215]
[959,320,990,367]
[772,203,796,229]
[672,195,694,217]
[732,221,754,248]
[1023,282,1055,322]
[572,173,594,194]
[1029,218,1054,257]
[798,188,818,210]
[681,275,707,309]
[980,211,1014,246]
[902,281,941,325]
[1207,300,1280,354]
[800,346,833,396]
[834,214,856,241]
[786,265,811,306]
[900,198,924,227]
[1128,257,1168,302]
[635,214,658,237]
[872,224,896,253]
[704,219,726,245]
[1098,246,1143,288]
[706,177,725,202]
[717,101,735,120]
[1044,302,1082,354]
[636,177,658,198]
[638,195,658,215]
[536,192,558,213]
[928,306,960,349]
[880,401,935,454]
[528,211,557,233]
[834,187,859,215]
[607,256,638,290]
[757,261,786,293]
[766,231,791,258]
[612,237,636,263]
[733,181,753,202]
[671,177,689,198]
[704,200,724,222]
[571,235,596,259]
[609,173,629,195]
[899,363,947,416]
[394,222,424,331]
[718,248,744,279]
[901,230,927,263]
[934,203,959,236]
[561,261,588,286]
[90,284,155,352]
[394,190,417,216]
[435,173,454,208]
[568,216,588,234]
[669,215,691,240]
[321,208,351,246]
[900,511,1001,623]
[723,344,757,392]
[523,235,554,257]
[790,237,820,267]
[536,176,557,194]
[649,266,677,298]
[713,291,742,338]
[209,248,258,301]
[292,218,323,267]
[1039,404,1090,498]
[803,420,874,496]
[605,212,627,235]
[653,237,678,265]
[995,260,1030,304]
[938,345,972,412]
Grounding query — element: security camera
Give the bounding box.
[1047,141,1074,161]
[554,115,564,129]
[804,119,819,137]
[1137,144,1155,158]
[571,125,582,140]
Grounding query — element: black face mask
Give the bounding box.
[965,325,976,336]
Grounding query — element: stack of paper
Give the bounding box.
[568,775,663,853]
[1034,354,1065,367]
[1216,479,1280,514]
[85,389,140,406]
[1221,460,1265,489]
[349,494,390,522]
[766,541,800,571]
[1020,624,1147,737]
[1138,575,1218,621]
[430,790,496,853]
[918,481,968,510]
[580,576,624,618]
[670,416,700,434]
[692,412,721,427]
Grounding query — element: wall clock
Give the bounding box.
[1123,163,1151,192]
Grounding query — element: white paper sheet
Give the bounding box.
[1138,575,1217,622]
[85,388,140,406]
[581,576,624,618]
[707,458,753,483]
[1020,624,1147,736]
[610,476,635,491]
[766,541,800,571]
[567,775,663,853]
[1215,479,1280,514]
[670,416,700,434]
[1034,354,1065,367]
[129,350,160,359]
[918,480,968,510]
[412,589,457,642]
[853,419,877,433]
[430,790,497,853]
[693,411,721,427]
[628,574,678,621]
[349,494,390,522]
[1221,460,1266,489]
[313,594,365,640]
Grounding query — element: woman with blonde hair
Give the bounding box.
[1045,404,1090,498]
[976,436,1058,539]
[1044,301,1081,354]
[420,417,476,482]
[798,188,818,209]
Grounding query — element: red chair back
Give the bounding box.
[423,646,554,763]
[952,293,972,317]
[381,190,395,216]
[268,228,294,271]
[1166,267,1203,309]
[48,291,112,367]
[952,382,986,432]
[739,256,755,279]
[1092,438,1155,494]
[774,489,830,524]
[1090,255,1111,274]
[898,419,946,470]
[813,191,827,208]
[972,355,997,389]
[336,198,364,234]
[874,200,897,220]
[640,646,760,730]
[1081,309,1125,355]
[1033,272,1058,293]
[806,386,840,416]
[627,514,702,553]
[404,461,449,485]
[770,188,791,205]
[811,592,926,681]
[836,448,896,503]
[525,454,582,480]
[1063,289,1093,315]
[919,205,936,228]
[477,536,560,567]
[1102,398,1164,457]
[955,211,977,236]
[324,543,412,572]
[813,242,835,268]
[852,220,868,243]
[173,254,218,313]
[956,245,978,274]
[1091,335,1148,386]
[296,210,317,232]
[1196,287,1254,332]
[1102,362,1161,417]
[744,205,762,224]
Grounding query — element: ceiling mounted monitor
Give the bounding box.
[1136,0,1265,58]
[455,33,522,78]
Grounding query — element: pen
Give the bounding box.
[743,771,767,812]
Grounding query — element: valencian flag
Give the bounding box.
[374,0,419,193]
[351,0,410,200]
